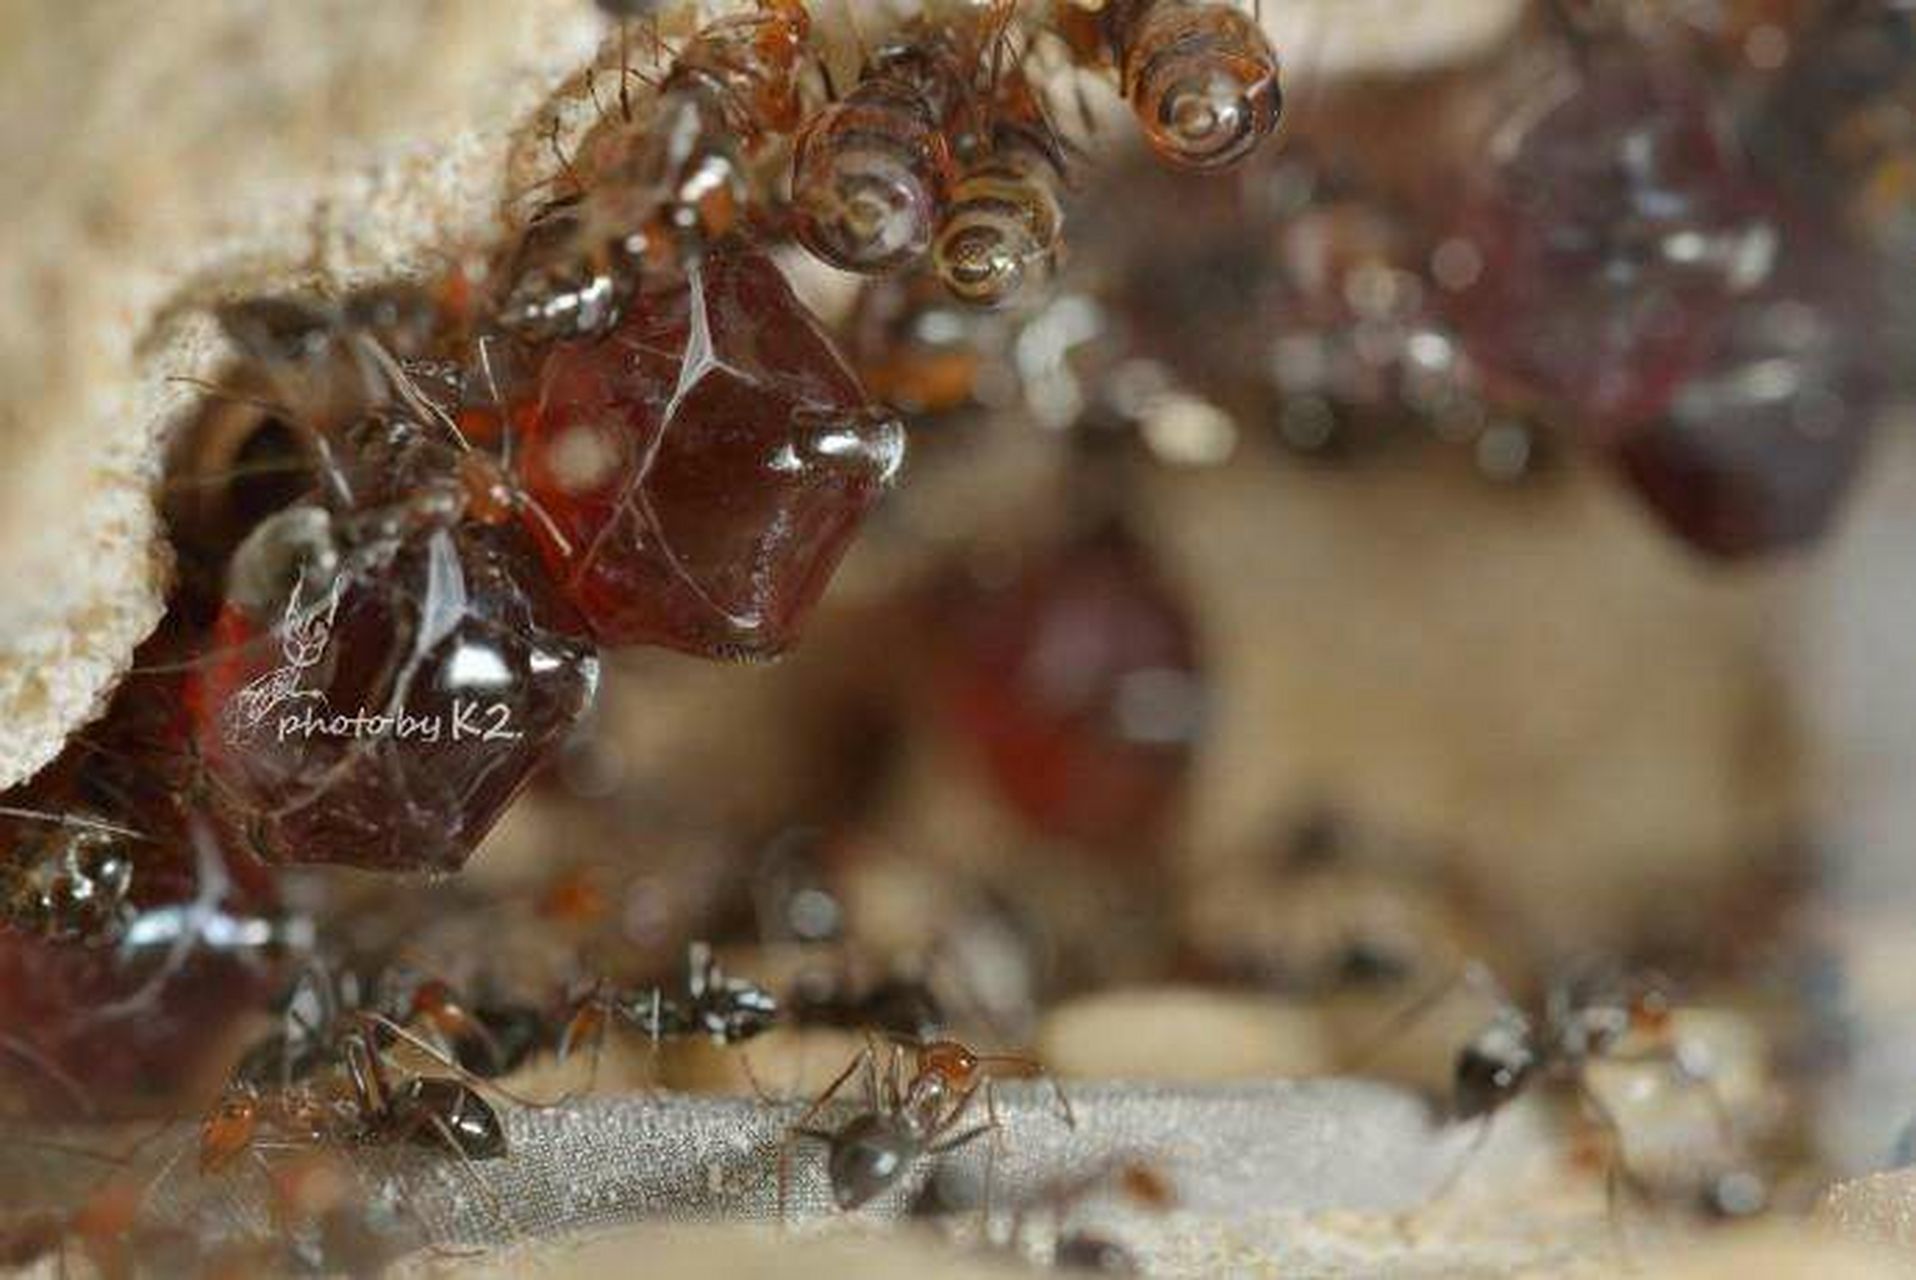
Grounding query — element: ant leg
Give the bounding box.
[415,1111,526,1250]
[794,1046,871,1135]
[977,1053,1075,1130]
[926,1121,998,1155]
[735,1045,774,1104]
[982,1078,1002,1236]
[863,1031,902,1113]
[0,1034,93,1117]
[643,989,666,1097]
[555,989,607,1097]
[1572,1077,1651,1259]
[354,1012,552,1112]
[618,19,633,123]
[1346,961,1504,1072]
[1425,1111,1496,1207]
[1391,1111,1495,1246]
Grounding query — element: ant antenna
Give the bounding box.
[0,1032,95,1118]
[0,807,153,843]
[545,117,588,197]
[838,0,872,68]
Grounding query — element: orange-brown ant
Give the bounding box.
[199,1011,509,1176]
[780,1033,1074,1216]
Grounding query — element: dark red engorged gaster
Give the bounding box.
[1443,47,1769,443]
[1611,208,1884,560]
[939,521,1203,857]
[189,438,601,874]
[0,646,287,1118]
[516,244,906,660]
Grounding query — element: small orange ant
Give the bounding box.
[780,1034,1073,1216]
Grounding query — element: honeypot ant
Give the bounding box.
[780,1034,1074,1216]
[0,808,141,947]
[1053,0,1283,170]
[501,0,814,340]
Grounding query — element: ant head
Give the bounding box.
[918,1040,980,1084]
[408,978,458,1018]
[828,1112,917,1210]
[1453,1014,1536,1121]
[764,0,810,43]
[199,1085,261,1174]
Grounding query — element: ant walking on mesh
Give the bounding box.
[199,1010,510,1175]
[1370,962,1749,1217]
[779,1035,1075,1217]
[556,941,780,1091]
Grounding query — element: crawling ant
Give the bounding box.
[558,941,779,1075]
[1377,964,1746,1213]
[200,1011,509,1175]
[205,958,521,1174]
[501,0,813,340]
[780,1034,1074,1215]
